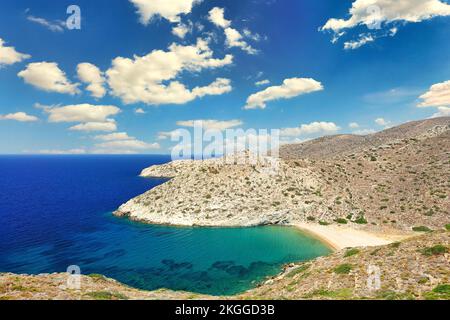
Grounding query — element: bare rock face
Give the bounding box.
[115,117,450,232]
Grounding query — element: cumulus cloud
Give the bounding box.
[431,107,450,118]
[280,122,340,137]
[255,79,270,86]
[95,139,160,150]
[27,15,65,33]
[69,121,117,132]
[344,34,374,50]
[321,0,450,48]
[224,27,258,55]
[352,128,376,135]
[0,38,31,67]
[157,129,184,140]
[349,122,360,129]
[130,0,201,24]
[134,108,146,114]
[77,63,107,98]
[208,7,231,28]
[191,78,232,97]
[418,80,450,108]
[172,22,192,39]
[44,104,121,123]
[106,39,233,105]
[0,112,38,122]
[176,119,243,130]
[375,117,389,126]
[38,148,87,155]
[94,132,134,141]
[18,62,79,95]
[245,77,324,110]
[208,7,258,55]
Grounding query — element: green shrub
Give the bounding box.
[445,224,450,231]
[334,264,352,274]
[319,221,330,226]
[412,226,432,232]
[88,274,106,280]
[421,245,448,256]
[390,242,401,249]
[424,284,450,300]
[307,216,316,222]
[354,216,368,224]
[86,291,128,300]
[286,264,310,278]
[335,218,348,224]
[344,248,360,257]
[376,290,415,300]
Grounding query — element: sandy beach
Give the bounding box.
[293,222,412,251]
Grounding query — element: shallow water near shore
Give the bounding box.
[0,155,331,295]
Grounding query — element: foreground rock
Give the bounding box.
[0,273,210,300]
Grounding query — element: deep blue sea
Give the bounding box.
[0,155,331,295]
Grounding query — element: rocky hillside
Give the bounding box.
[0,273,209,300]
[1,231,448,300]
[115,117,449,233]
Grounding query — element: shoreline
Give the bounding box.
[292,222,412,251]
[116,210,412,252]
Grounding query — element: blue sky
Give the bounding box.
[0,0,449,154]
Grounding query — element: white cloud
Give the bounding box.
[353,129,376,135]
[208,7,258,55]
[77,63,106,98]
[280,122,340,137]
[322,0,450,32]
[322,0,450,48]
[172,22,192,39]
[344,34,374,50]
[349,122,360,129]
[134,108,146,114]
[208,7,231,28]
[44,104,121,123]
[245,77,324,110]
[176,119,243,130]
[95,132,134,141]
[69,121,118,132]
[106,39,233,105]
[191,78,232,97]
[224,27,258,55]
[157,129,184,140]
[130,0,201,24]
[431,106,450,118]
[255,79,270,86]
[418,80,450,108]
[0,112,38,122]
[38,148,87,155]
[18,62,79,95]
[375,118,389,126]
[0,38,31,67]
[27,15,65,33]
[242,28,263,42]
[95,139,160,150]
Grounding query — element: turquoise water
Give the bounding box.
[0,156,331,295]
